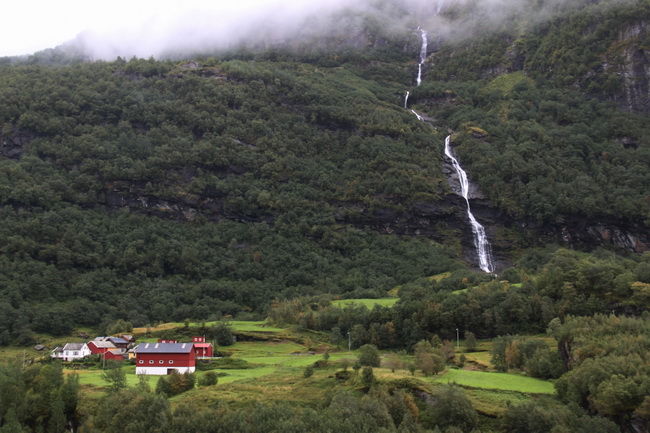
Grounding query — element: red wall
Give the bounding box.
[104,351,123,360]
[193,344,213,357]
[88,342,112,354]
[136,352,195,368]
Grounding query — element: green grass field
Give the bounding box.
[331,298,398,308]
[133,320,287,335]
[36,319,556,418]
[430,368,555,394]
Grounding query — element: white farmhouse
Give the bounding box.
[61,343,91,361]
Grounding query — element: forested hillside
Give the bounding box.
[1,0,650,432]
[0,0,649,339]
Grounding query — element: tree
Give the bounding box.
[361,367,375,389]
[198,371,218,387]
[0,408,23,433]
[104,319,133,336]
[90,388,171,433]
[421,385,478,432]
[464,331,477,352]
[358,344,381,367]
[490,336,513,372]
[382,354,404,373]
[60,372,80,429]
[47,391,66,433]
[101,361,126,394]
[210,322,234,346]
[414,340,445,376]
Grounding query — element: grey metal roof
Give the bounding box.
[135,342,194,354]
[63,343,86,351]
[91,341,116,348]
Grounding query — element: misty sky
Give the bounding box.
[1,0,621,59]
[1,0,363,58]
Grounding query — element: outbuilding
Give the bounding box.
[192,336,213,358]
[135,342,196,375]
[88,340,116,355]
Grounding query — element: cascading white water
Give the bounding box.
[406,15,495,273]
[436,0,446,14]
[416,29,428,86]
[443,136,494,273]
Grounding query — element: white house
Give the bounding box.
[50,347,64,359]
[61,343,91,361]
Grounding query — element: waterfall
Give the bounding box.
[404,91,410,109]
[411,109,423,121]
[416,29,428,86]
[436,0,446,14]
[443,136,495,273]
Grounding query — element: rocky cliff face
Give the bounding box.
[99,173,649,274]
[604,21,650,113]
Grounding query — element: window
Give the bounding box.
[149,360,154,364]
[139,360,144,364]
[159,360,164,364]
[169,360,174,364]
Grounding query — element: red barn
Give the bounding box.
[135,342,195,375]
[192,336,213,358]
[88,340,116,355]
[103,349,126,361]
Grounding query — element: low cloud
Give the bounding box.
[46,0,634,60]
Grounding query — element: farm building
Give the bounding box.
[192,336,213,358]
[108,337,129,349]
[51,347,64,359]
[103,348,127,361]
[60,343,91,361]
[88,340,116,354]
[135,342,196,375]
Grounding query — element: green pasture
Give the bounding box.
[68,367,156,387]
[462,351,492,368]
[228,340,306,357]
[465,388,533,416]
[134,320,287,335]
[331,298,398,308]
[430,368,555,394]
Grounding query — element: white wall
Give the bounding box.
[135,366,195,375]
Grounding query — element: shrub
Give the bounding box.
[198,371,219,387]
[358,344,380,367]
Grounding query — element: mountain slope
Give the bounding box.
[0,0,649,337]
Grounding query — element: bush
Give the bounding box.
[358,344,380,367]
[198,371,219,387]
[156,371,195,397]
[361,367,375,389]
[210,323,235,346]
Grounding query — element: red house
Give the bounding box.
[192,336,213,358]
[103,349,126,361]
[107,337,129,349]
[88,340,116,355]
[135,342,195,375]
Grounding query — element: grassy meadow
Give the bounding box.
[11,315,558,419]
[330,298,399,308]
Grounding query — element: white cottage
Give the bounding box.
[61,343,91,361]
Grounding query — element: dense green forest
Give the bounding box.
[0,0,649,431]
